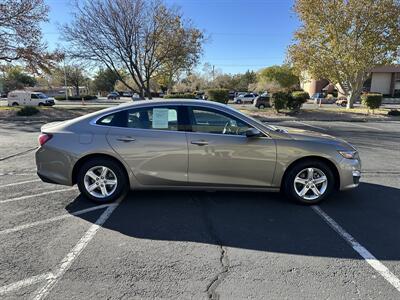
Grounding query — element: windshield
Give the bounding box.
[35,93,48,99]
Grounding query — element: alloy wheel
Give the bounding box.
[83,166,118,199]
[293,167,328,201]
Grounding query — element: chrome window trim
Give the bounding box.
[89,102,272,138]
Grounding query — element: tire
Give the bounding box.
[237,100,242,104]
[12,102,19,106]
[283,159,335,205]
[38,102,44,106]
[259,104,265,109]
[77,158,129,203]
[341,102,347,107]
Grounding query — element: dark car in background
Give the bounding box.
[107,92,120,100]
[254,93,270,109]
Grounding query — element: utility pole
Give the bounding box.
[212,65,215,82]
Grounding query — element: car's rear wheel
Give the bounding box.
[259,104,265,109]
[77,158,128,203]
[283,160,335,204]
[12,102,19,106]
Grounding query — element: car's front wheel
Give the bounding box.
[77,158,128,203]
[258,104,265,109]
[283,160,335,204]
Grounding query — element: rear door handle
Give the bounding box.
[116,136,136,142]
[191,140,208,146]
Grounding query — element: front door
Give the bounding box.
[187,106,276,187]
[105,106,189,186]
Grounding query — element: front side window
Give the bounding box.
[189,107,251,135]
[31,94,38,99]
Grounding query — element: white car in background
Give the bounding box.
[233,93,257,104]
[7,91,55,106]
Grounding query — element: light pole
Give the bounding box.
[63,58,68,101]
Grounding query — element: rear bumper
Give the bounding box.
[36,146,74,186]
[37,172,61,185]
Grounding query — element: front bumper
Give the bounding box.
[338,158,361,190]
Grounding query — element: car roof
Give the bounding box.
[67,99,236,126]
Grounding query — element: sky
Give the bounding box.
[42,0,300,74]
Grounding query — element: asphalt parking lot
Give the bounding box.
[0,119,399,299]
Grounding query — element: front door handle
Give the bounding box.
[191,140,208,146]
[116,136,136,142]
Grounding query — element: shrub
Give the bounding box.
[288,91,309,111]
[361,93,382,111]
[271,92,291,113]
[54,95,98,101]
[16,106,39,116]
[388,109,400,116]
[163,93,196,99]
[206,88,229,104]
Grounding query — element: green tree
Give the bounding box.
[93,69,119,93]
[288,0,400,108]
[1,66,37,92]
[258,65,299,90]
[237,70,257,91]
[50,65,88,96]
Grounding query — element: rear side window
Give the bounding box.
[127,107,179,131]
[95,106,183,131]
[96,111,127,127]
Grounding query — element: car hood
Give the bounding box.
[268,125,355,150]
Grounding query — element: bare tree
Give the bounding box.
[62,0,204,99]
[0,0,61,72]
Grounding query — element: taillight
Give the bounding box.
[38,133,53,146]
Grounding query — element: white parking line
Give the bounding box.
[32,200,121,300]
[312,206,400,292]
[0,179,41,188]
[0,204,111,235]
[292,121,327,131]
[0,273,53,295]
[342,122,384,131]
[0,188,76,204]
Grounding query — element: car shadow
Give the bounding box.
[66,182,400,260]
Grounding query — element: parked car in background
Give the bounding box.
[122,92,133,97]
[234,93,257,104]
[254,93,270,109]
[7,91,55,106]
[194,92,205,100]
[107,92,120,100]
[335,97,348,107]
[131,93,141,101]
[36,100,361,205]
[311,93,336,104]
[228,91,236,100]
[1,92,7,98]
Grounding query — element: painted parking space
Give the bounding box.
[0,120,399,298]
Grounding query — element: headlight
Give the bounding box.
[338,150,358,159]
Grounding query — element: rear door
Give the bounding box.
[104,105,189,186]
[186,106,276,187]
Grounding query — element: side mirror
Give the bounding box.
[246,128,261,138]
